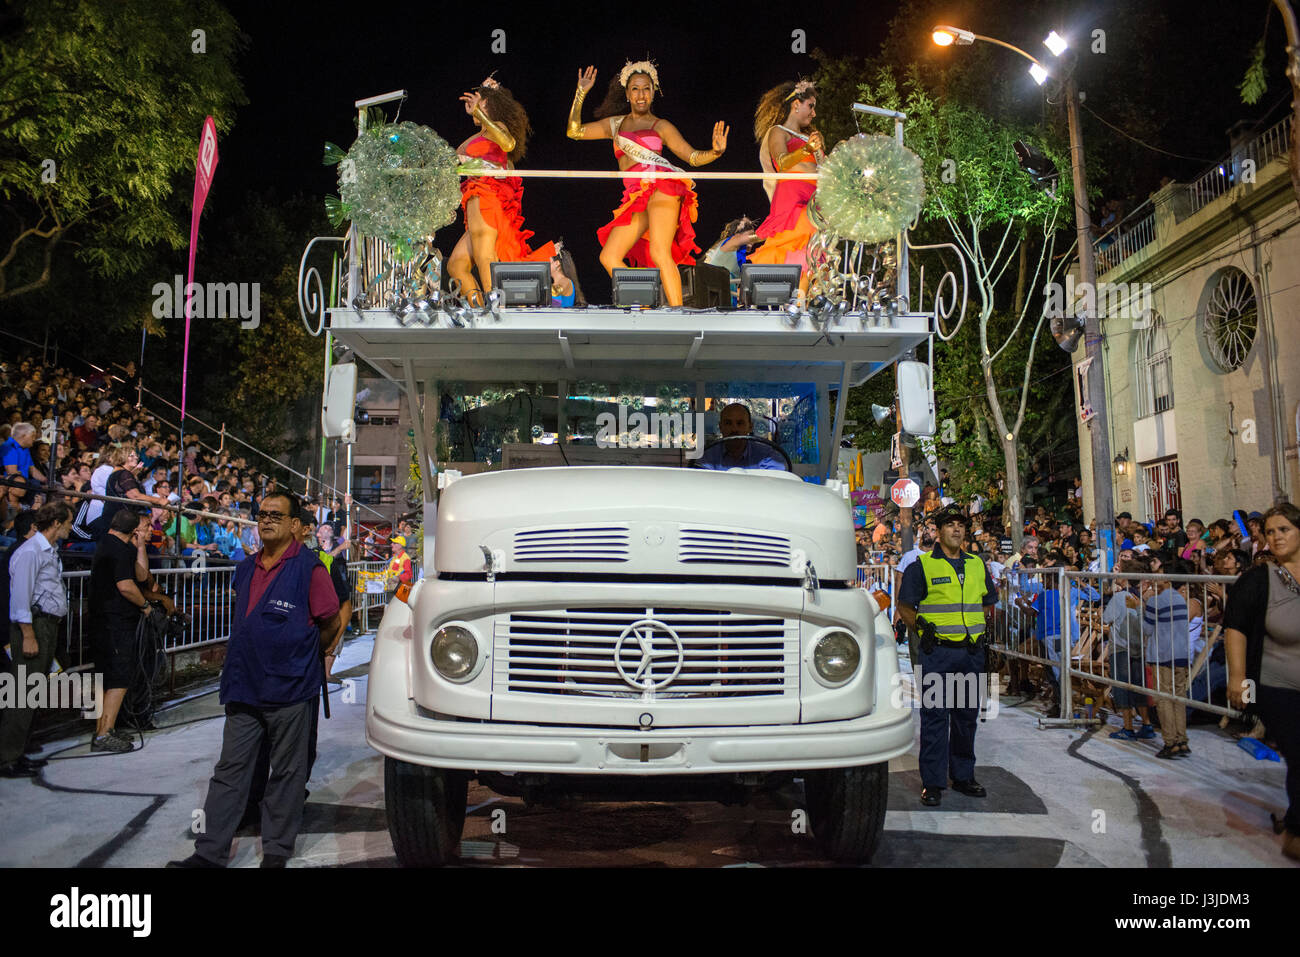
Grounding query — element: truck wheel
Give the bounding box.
[384,758,468,866]
[803,763,888,864]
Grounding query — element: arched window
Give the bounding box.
[1134,310,1173,418]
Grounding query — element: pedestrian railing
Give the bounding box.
[347,560,395,624]
[55,559,391,671]
[856,563,898,622]
[986,566,1239,728]
[1093,201,1156,275]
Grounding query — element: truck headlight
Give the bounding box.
[432,625,478,680]
[813,630,860,682]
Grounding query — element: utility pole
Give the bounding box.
[1064,72,1115,568]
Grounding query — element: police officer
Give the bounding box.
[170,491,340,867]
[897,506,998,807]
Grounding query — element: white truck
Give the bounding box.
[307,295,936,865]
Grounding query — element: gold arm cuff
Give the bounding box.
[776,146,815,172]
[689,149,719,168]
[567,87,587,140]
[473,105,516,154]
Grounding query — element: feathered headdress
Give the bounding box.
[784,79,815,102]
[619,59,661,91]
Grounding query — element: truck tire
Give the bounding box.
[384,758,468,867]
[803,762,888,864]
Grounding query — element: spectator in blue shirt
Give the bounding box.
[1143,557,1193,758]
[2,422,45,517]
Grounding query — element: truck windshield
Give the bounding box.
[437,379,822,478]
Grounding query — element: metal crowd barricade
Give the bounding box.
[986,566,1240,729]
[347,560,394,627]
[856,563,898,622]
[58,563,240,669]
[57,559,396,671]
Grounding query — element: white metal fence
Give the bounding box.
[988,567,1237,726]
[54,560,393,669]
[854,562,1239,728]
[1187,115,1292,215]
[1094,202,1156,274]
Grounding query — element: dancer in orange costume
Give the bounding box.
[567,60,728,307]
[449,76,554,306]
[749,80,824,290]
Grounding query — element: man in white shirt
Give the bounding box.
[897,531,934,577]
[1,502,74,777]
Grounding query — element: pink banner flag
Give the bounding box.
[181,116,219,418]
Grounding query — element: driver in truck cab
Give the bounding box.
[696,402,784,471]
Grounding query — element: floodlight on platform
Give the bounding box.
[612,268,662,307]
[740,264,802,309]
[1043,31,1068,57]
[491,261,551,306]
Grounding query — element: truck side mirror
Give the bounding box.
[896,359,935,437]
[323,363,358,441]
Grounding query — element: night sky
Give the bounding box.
[209,0,1287,300]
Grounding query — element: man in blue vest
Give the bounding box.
[897,506,998,807]
[169,491,340,867]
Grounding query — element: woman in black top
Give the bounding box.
[1223,503,1300,862]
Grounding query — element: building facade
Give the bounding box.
[1075,115,1300,526]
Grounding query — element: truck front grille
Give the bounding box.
[512,526,630,563]
[677,528,791,567]
[499,607,796,698]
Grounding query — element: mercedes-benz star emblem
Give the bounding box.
[614,620,684,691]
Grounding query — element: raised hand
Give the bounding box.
[460,91,484,115]
[712,121,729,154]
[577,66,597,93]
[807,130,826,155]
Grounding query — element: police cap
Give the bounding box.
[933,506,970,530]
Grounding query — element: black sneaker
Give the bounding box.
[260,854,289,868]
[166,853,223,868]
[91,733,132,753]
[1155,744,1178,759]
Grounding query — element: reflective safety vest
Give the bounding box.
[313,547,334,573]
[917,551,988,641]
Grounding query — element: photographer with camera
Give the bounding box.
[896,507,998,807]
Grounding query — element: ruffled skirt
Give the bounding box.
[750,180,816,267]
[597,172,699,268]
[461,176,555,262]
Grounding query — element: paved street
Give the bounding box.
[1,635,1293,868]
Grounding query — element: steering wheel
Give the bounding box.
[693,433,793,472]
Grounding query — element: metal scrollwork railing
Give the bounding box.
[297,235,347,337]
[907,235,969,342]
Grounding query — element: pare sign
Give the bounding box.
[890,479,920,508]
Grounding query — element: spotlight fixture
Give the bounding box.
[931,25,975,46]
[1043,31,1068,57]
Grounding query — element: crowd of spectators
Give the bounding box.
[0,353,407,565]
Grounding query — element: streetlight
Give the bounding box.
[933,25,1117,568]
[931,25,1051,86]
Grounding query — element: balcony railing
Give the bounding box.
[1092,114,1293,274]
[1187,114,1292,215]
[1093,200,1155,274]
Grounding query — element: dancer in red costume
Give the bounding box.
[449,77,554,306]
[749,80,824,287]
[567,60,728,307]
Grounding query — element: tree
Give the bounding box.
[0,0,246,299]
[821,61,1074,546]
